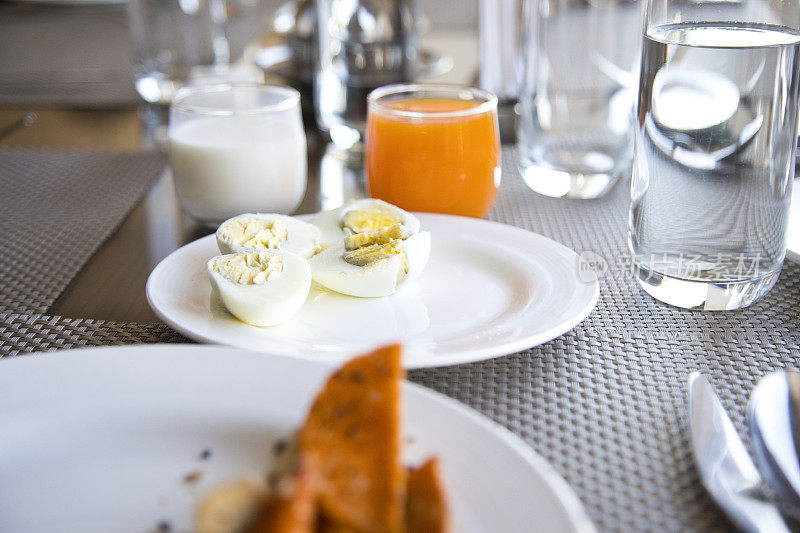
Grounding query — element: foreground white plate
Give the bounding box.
[0,345,595,533]
[147,214,598,368]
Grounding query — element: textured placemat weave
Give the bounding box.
[0,312,187,357]
[0,4,140,108]
[0,3,277,108]
[0,148,166,314]
[3,146,800,531]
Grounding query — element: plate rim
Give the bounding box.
[146,213,599,368]
[0,343,597,533]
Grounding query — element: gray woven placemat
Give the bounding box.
[4,146,800,531]
[0,4,141,108]
[0,148,166,314]
[0,3,275,109]
[0,312,187,357]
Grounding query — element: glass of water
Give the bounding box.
[517,0,640,199]
[629,0,800,309]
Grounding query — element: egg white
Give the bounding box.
[207,249,311,326]
[308,231,431,297]
[309,199,421,249]
[216,213,321,259]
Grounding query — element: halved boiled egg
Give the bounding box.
[309,199,421,249]
[207,249,311,326]
[308,226,431,297]
[216,213,321,259]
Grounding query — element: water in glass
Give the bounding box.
[630,22,800,308]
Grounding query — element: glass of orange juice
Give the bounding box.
[365,84,501,218]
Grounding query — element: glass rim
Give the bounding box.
[171,83,300,116]
[367,83,498,119]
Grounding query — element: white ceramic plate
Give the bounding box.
[147,214,599,368]
[0,345,595,533]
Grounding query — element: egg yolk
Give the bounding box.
[342,239,409,275]
[219,218,289,250]
[341,209,403,234]
[343,223,409,250]
[212,252,285,285]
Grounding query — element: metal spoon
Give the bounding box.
[748,370,800,519]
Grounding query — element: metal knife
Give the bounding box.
[687,372,790,532]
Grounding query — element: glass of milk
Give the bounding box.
[168,84,307,226]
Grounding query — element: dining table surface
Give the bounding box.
[5,3,800,532]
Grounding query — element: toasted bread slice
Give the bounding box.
[405,458,451,533]
[299,344,406,533]
[315,515,360,533]
[243,466,316,533]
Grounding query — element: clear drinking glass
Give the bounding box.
[629,0,800,309]
[168,84,307,226]
[314,0,417,149]
[128,0,229,105]
[365,84,500,218]
[517,0,639,198]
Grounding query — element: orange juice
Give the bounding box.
[365,97,500,218]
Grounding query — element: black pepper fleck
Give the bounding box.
[183,471,203,484]
[156,519,172,532]
[199,448,212,460]
[272,438,288,455]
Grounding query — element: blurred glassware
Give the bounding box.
[168,84,307,226]
[315,0,418,149]
[479,0,520,103]
[478,0,522,142]
[128,0,230,105]
[365,84,500,218]
[249,0,452,136]
[516,0,639,199]
[251,0,322,131]
[270,0,318,89]
[319,143,368,211]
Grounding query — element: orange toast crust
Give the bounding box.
[299,344,406,533]
[405,458,451,533]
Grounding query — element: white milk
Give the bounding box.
[169,115,307,224]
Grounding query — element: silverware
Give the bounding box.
[749,370,800,518]
[0,112,36,141]
[687,372,789,532]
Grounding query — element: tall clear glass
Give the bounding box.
[517,0,639,199]
[168,84,307,226]
[629,0,800,309]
